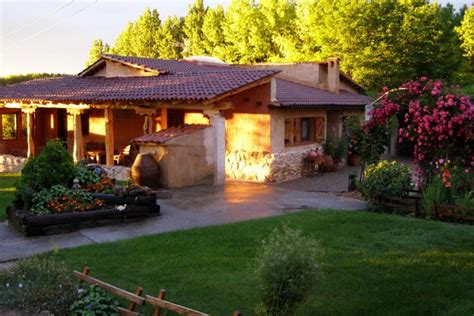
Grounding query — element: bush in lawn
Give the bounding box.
[70,284,119,316]
[420,177,448,217]
[255,226,319,316]
[0,256,76,315]
[15,139,75,209]
[360,160,412,205]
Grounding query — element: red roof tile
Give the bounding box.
[0,69,277,104]
[274,78,371,107]
[131,124,208,144]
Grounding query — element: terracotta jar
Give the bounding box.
[306,149,320,161]
[131,153,160,189]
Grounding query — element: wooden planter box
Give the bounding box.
[7,194,160,236]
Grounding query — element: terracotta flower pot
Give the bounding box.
[348,154,362,167]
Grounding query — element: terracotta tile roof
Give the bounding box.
[98,54,242,74]
[131,124,208,144]
[0,69,277,104]
[274,78,371,107]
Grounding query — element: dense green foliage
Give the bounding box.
[86,0,473,91]
[0,173,17,221]
[255,226,318,315]
[360,160,412,204]
[0,256,76,315]
[48,211,474,315]
[15,139,75,209]
[70,285,119,316]
[0,73,64,86]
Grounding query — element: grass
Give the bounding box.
[0,173,18,221]
[47,211,474,315]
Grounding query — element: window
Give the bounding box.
[2,113,18,140]
[284,116,326,146]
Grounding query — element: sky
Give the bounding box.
[0,0,471,76]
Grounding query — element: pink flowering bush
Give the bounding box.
[366,77,474,188]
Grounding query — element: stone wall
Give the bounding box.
[225,148,313,183]
[0,155,26,173]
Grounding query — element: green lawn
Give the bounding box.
[0,173,18,221]
[48,211,474,315]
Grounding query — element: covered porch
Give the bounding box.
[0,100,229,185]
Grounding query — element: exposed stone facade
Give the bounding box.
[225,149,314,183]
[0,155,26,173]
[101,166,130,181]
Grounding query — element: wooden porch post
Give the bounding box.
[160,108,167,130]
[21,108,36,158]
[104,108,114,166]
[67,108,84,163]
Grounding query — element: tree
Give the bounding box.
[457,6,474,59]
[111,8,161,58]
[111,22,136,56]
[202,5,226,59]
[85,39,110,67]
[222,0,271,63]
[259,0,297,61]
[156,16,184,59]
[182,0,207,56]
[130,7,161,58]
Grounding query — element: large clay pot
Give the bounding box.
[131,153,160,189]
[348,154,362,167]
[322,154,336,172]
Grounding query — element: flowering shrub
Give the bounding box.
[30,185,105,215]
[360,160,412,204]
[75,165,100,186]
[366,78,473,187]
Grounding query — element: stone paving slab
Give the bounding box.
[0,182,366,262]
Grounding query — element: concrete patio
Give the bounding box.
[0,182,366,263]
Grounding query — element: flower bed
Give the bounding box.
[7,140,164,236]
[7,193,160,236]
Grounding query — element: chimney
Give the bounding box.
[327,57,340,93]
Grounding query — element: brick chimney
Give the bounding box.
[327,57,340,94]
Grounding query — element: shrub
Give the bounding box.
[455,191,474,209]
[75,165,100,186]
[360,160,412,204]
[0,256,76,315]
[420,177,448,217]
[254,226,319,316]
[70,284,119,316]
[334,137,348,160]
[15,139,75,209]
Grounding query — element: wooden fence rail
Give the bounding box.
[73,266,240,316]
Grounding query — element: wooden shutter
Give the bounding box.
[315,117,325,142]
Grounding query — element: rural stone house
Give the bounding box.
[0,54,370,187]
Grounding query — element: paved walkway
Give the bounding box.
[0,182,366,262]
